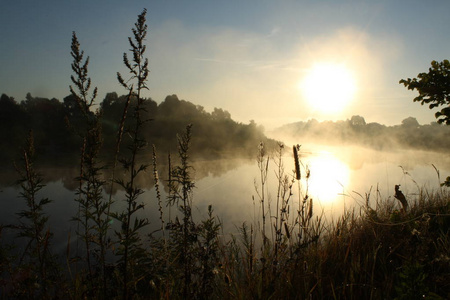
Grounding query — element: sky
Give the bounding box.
[1,0,449,130]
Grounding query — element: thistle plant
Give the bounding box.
[14,131,57,298]
[166,124,197,298]
[110,9,151,299]
[197,205,221,298]
[255,142,270,245]
[69,31,110,298]
[160,124,221,298]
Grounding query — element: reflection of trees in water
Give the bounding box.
[106,158,251,193]
[0,165,80,189]
[0,158,250,192]
[2,145,450,190]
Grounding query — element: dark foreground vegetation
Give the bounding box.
[1,9,449,300]
[1,134,449,300]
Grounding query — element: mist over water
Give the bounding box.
[2,143,447,244]
[190,143,450,233]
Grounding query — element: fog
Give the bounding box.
[2,143,448,239]
[1,90,450,247]
[270,115,450,153]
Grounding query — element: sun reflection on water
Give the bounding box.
[304,151,350,206]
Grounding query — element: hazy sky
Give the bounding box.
[1,1,449,129]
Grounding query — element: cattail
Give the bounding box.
[259,142,265,157]
[293,144,301,180]
[308,197,313,220]
[284,223,291,239]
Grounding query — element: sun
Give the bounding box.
[300,63,356,114]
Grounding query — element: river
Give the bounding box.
[1,143,449,251]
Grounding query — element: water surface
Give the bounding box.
[1,144,448,244]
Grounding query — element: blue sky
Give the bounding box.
[1,0,449,128]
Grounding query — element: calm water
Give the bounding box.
[1,144,449,248]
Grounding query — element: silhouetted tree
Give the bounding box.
[400,60,450,125]
[400,60,450,186]
[211,107,231,120]
[20,94,70,158]
[0,94,28,162]
[350,115,366,127]
[0,89,275,165]
[401,117,419,128]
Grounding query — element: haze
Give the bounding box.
[1,1,449,129]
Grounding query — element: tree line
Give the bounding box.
[274,114,450,152]
[0,92,272,166]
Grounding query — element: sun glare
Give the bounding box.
[306,152,350,205]
[300,63,356,114]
